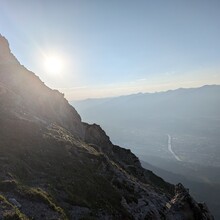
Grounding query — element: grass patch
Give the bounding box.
[19,186,67,219]
[0,194,28,220]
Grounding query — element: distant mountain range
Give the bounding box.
[72,84,220,124]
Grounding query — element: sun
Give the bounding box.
[44,54,64,74]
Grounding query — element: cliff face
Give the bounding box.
[0,35,214,220]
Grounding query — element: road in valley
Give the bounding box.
[167,134,182,161]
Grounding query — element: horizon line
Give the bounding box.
[69,84,220,102]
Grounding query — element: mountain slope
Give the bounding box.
[72,85,220,135]
[0,35,213,219]
[72,83,220,218]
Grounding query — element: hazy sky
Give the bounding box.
[1,0,220,100]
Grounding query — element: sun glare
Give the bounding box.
[44,55,64,74]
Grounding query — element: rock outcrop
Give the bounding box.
[0,35,214,219]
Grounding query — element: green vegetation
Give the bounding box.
[20,187,67,219]
[0,194,28,220]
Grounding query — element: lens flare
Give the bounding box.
[44,55,64,74]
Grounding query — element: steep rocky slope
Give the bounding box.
[0,35,214,219]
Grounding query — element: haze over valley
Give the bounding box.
[73,85,220,218]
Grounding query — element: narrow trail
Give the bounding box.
[167,134,182,161]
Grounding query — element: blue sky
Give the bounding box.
[1,0,220,100]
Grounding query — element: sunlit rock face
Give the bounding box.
[0,35,214,219]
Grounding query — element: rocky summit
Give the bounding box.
[0,34,214,220]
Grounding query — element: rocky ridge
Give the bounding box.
[0,34,214,219]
